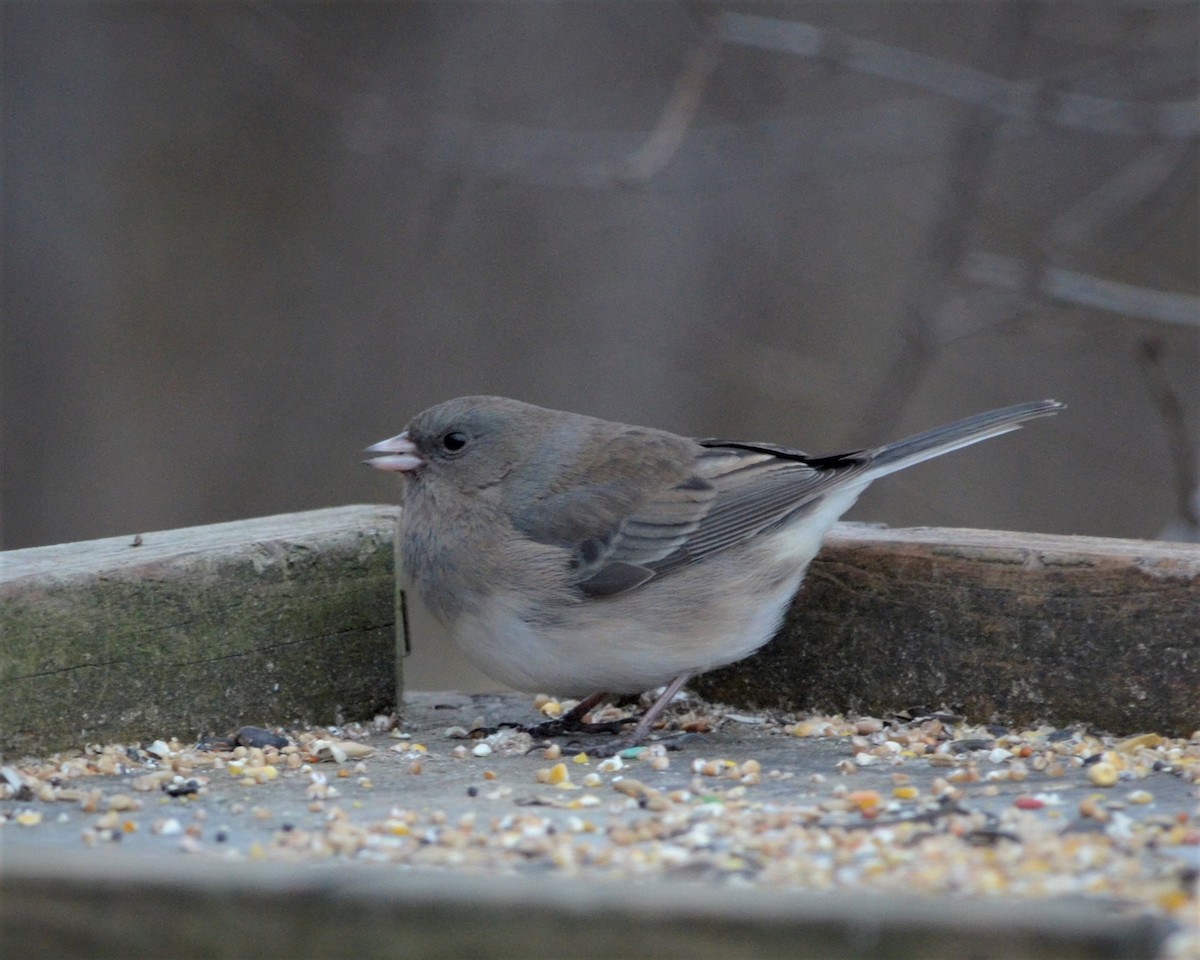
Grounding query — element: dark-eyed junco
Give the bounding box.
[367,396,1062,747]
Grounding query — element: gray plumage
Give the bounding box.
[367,396,1062,742]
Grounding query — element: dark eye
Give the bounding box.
[441,431,468,452]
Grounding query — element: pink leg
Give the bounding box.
[626,673,692,745]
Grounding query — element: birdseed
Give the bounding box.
[1,694,1196,957]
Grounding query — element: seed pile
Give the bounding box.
[2,694,1197,958]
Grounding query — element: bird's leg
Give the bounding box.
[587,673,701,757]
[627,673,691,743]
[528,675,702,752]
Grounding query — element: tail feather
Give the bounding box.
[866,399,1064,478]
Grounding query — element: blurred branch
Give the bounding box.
[1047,144,1193,251]
[387,99,956,189]
[1137,339,1200,540]
[961,252,1200,328]
[858,3,1037,440]
[718,12,1200,139]
[621,34,721,183]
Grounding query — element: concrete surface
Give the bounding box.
[2,691,1196,959]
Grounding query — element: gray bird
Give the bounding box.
[367,396,1062,747]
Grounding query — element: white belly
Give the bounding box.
[440,486,865,695]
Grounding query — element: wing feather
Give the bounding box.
[512,400,1062,598]
[567,442,869,590]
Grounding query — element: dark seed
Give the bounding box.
[949,739,994,752]
[163,778,200,797]
[965,829,1020,846]
[236,726,289,749]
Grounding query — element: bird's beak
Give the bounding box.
[363,431,424,472]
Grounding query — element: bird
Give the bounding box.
[366,395,1062,748]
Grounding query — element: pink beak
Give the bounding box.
[364,431,424,472]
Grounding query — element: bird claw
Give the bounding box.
[524,716,633,739]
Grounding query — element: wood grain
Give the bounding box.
[0,506,400,755]
[0,849,1170,960]
[695,523,1200,735]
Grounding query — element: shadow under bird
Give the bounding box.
[367,396,1063,750]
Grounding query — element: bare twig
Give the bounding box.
[621,35,721,183]
[1137,338,1200,539]
[858,3,1037,441]
[962,253,1200,329]
[1048,144,1193,251]
[718,12,1199,139]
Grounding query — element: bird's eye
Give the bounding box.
[441,431,468,452]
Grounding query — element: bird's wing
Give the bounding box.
[511,400,1063,598]
[514,439,868,598]
[643,441,870,572]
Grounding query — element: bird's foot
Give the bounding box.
[524,716,633,739]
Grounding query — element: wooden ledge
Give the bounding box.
[0,849,1172,960]
[3,514,1196,754]
[696,523,1200,735]
[0,506,400,755]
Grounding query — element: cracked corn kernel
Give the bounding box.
[535,763,570,785]
[1088,762,1119,787]
[1114,733,1163,753]
[846,790,881,811]
[1079,795,1109,821]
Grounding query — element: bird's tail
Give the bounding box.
[865,399,1064,479]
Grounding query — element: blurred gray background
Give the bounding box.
[4,2,1198,689]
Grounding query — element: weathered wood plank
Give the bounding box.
[0,849,1171,960]
[695,524,1200,735]
[0,506,400,756]
[6,513,1196,753]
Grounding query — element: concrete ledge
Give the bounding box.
[696,524,1200,735]
[0,849,1171,960]
[0,506,400,755]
